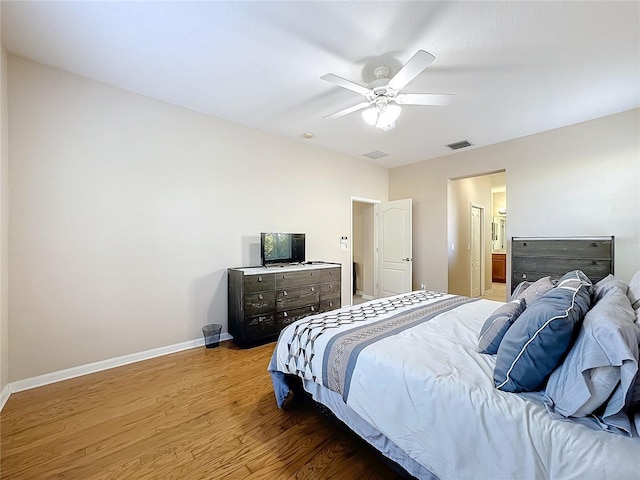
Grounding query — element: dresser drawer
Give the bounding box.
[320,281,341,301]
[276,270,319,289]
[320,267,341,283]
[244,273,275,293]
[276,305,318,328]
[244,291,275,317]
[276,286,320,310]
[320,299,340,312]
[245,314,276,341]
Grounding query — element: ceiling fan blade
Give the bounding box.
[321,73,371,96]
[324,101,371,120]
[395,93,454,106]
[387,50,436,91]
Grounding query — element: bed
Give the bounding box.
[268,242,640,479]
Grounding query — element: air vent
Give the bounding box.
[447,140,473,150]
[362,150,389,159]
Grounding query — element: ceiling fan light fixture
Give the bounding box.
[362,105,379,126]
[361,102,401,130]
[381,103,401,124]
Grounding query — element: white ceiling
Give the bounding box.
[2,1,639,168]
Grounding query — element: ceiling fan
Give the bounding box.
[321,50,453,131]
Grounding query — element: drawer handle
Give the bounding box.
[329,302,333,307]
[258,276,262,282]
[258,294,263,300]
[310,306,315,312]
[523,259,527,263]
[311,286,315,292]
[523,242,527,247]
[283,291,287,296]
[592,242,598,247]
[283,312,288,317]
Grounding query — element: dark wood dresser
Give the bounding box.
[228,263,341,347]
[511,236,614,293]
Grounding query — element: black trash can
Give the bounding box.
[202,324,222,348]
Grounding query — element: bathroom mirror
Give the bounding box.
[492,216,506,251]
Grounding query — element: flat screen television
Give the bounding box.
[260,233,305,265]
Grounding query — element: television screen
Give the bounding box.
[261,233,305,265]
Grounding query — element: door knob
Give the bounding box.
[403,257,411,261]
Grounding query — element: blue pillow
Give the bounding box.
[478,299,526,354]
[494,270,592,392]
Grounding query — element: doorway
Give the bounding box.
[352,198,378,305]
[351,197,413,305]
[448,172,506,298]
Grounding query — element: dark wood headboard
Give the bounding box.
[511,236,614,293]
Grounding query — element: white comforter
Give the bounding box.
[273,295,640,479]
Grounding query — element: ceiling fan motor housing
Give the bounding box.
[367,66,397,101]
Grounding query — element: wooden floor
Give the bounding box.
[0,341,406,479]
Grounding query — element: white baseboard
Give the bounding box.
[354,291,375,300]
[0,383,10,410]
[4,332,233,400]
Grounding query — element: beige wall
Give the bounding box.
[390,108,640,293]
[7,56,389,381]
[1,43,9,396]
[492,191,506,218]
[490,174,507,253]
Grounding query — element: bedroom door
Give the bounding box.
[375,199,413,298]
